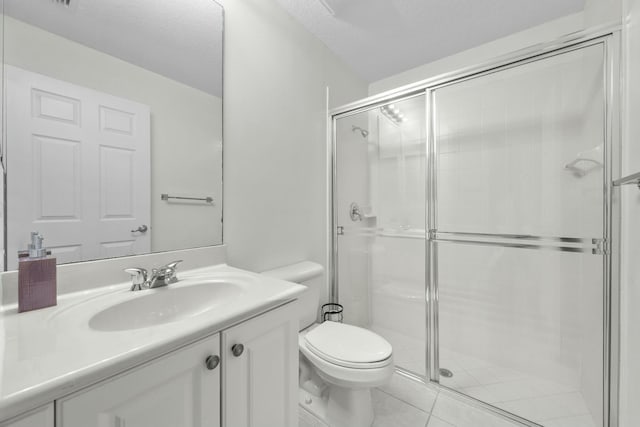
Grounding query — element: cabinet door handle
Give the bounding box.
[231,344,244,357]
[205,355,220,370]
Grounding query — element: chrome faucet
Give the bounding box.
[124,267,148,291]
[149,260,182,288]
[124,260,183,291]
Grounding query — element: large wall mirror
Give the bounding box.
[1,0,224,271]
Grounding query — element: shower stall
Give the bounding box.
[330,33,618,427]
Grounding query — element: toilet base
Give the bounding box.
[327,385,374,427]
[298,385,374,427]
[299,388,329,427]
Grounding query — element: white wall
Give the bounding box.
[369,1,621,96]
[0,9,3,272]
[4,17,223,254]
[222,0,368,287]
[584,0,622,26]
[620,0,640,425]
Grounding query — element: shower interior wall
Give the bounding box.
[433,46,604,426]
[335,40,607,427]
[367,98,427,378]
[335,114,373,327]
[337,95,427,377]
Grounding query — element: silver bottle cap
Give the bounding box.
[28,232,47,258]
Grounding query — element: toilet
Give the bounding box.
[262,261,394,427]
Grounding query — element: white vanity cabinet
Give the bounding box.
[57,333,221,427]
[1,404,54,427]
[52,301,298,427]
[222,301,298,427]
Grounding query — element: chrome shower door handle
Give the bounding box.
[131,225,148,233]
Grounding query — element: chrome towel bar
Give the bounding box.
[161,193,214,203]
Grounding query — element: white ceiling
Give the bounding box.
[4,0,585,93]
[5,0,224,97]
[275,0,586,82]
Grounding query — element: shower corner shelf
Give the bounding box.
[613,172,640,189]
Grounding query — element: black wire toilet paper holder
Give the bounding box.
[321,303,343,322]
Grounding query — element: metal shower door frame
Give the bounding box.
[426,35,618,427]
[330,26,620,427]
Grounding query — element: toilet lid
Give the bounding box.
[304,322,392,367]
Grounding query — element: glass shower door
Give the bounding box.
[334,94,427,378]
[432,42,607,427]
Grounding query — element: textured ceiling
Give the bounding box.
[5,0,224,97]
[275,0,586,82]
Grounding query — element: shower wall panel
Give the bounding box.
[335,95,427,377]
[335,115,372,327]
[433,43,606,427]
[435,45,604,238]
[437,244,603,425]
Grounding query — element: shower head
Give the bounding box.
[352,125,369,138]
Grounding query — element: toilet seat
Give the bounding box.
[304,322,392,369]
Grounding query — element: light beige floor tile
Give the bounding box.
[372,389,430,427]
[378,373,438,413]
[426,415,456,427]
[544,414,598,427]
[497,392,590,423]
[431,393,523,427]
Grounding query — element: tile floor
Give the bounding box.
[437,349,597,427]
[298,371,522,427]
[373,373,524,427]
[370,325,599,427]
[300,371,600,427]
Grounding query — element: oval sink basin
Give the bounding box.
[89,281,245,331]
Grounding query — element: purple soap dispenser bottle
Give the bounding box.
[18,232,57,313]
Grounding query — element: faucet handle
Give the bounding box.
[162,260,183,270]
[160,260,183,284]
[124,267,148,291]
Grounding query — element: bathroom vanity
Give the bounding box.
[0,251,303,427]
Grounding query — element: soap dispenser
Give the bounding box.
[18,232,57,313]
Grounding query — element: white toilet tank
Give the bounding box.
[261,261,324,330]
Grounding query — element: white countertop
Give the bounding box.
[0,263,305,422]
